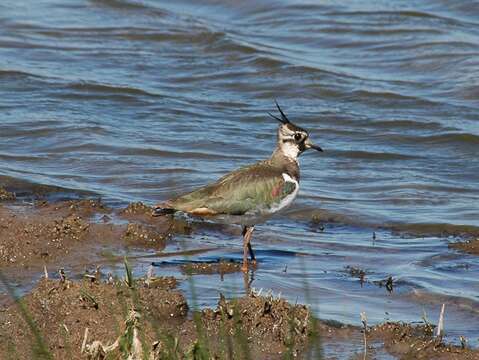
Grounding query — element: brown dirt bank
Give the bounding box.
[0,198,247,280]
[0,276,477,360]
[0,277,312,359]
[0,200,172,268]
[368,322,478,360]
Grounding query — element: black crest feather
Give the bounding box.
[268,100,290,124]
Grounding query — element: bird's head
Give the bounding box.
[269,101,323,160]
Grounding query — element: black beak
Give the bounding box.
[304,138,323,152]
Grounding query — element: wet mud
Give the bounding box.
[1,275,477,360]
[0,187,15,201]
[122,223,168,249]
[0,200,172,268]
[449,238,479,256]
[181,260,243,275]
[369,322,478,360]
[0,198,478,359]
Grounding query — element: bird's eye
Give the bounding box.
[294,133,302,141]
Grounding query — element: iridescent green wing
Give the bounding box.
[171,162,296,215]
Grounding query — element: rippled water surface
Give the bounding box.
[1,0,479,353]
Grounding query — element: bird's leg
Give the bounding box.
[247,238,256,266]
[241,225,255,272]
[242,226,249,272]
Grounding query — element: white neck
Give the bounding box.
[277,141,300,161]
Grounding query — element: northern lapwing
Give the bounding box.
[153,102,322,272]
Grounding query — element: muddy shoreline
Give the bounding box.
[0,190,478,359]
[1,275,477,359]
[449,238,479,256]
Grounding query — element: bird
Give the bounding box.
[153,102,323,272]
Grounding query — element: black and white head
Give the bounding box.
[269,101,323,160]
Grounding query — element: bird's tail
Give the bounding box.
[152,202,176,217]
[152,207,176,216]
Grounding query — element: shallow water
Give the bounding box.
[1,0,479,354]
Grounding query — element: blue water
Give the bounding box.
[1,0,479,353]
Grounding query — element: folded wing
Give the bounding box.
[170,162,297,216]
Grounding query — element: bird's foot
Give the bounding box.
[242,260,257,272]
